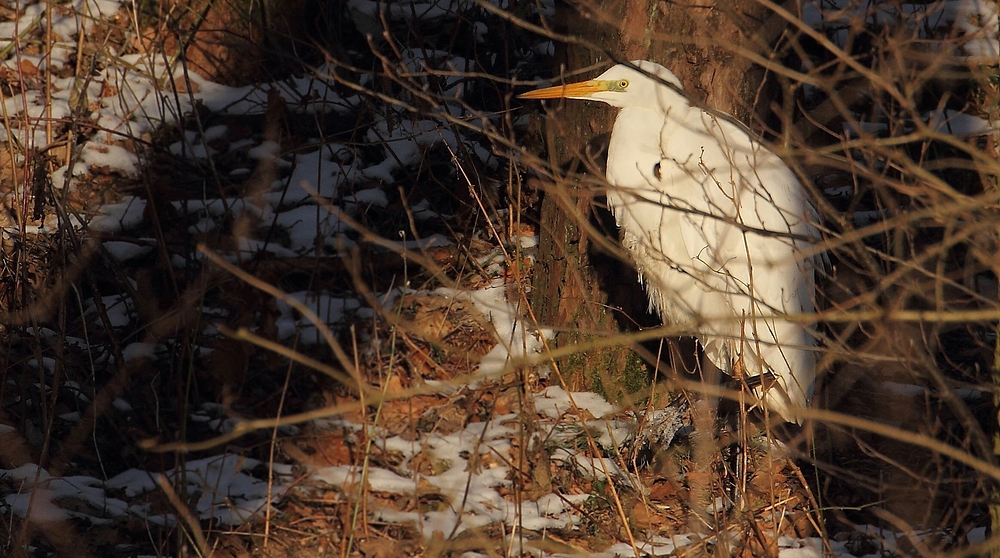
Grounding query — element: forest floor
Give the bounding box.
[0,1,995,557]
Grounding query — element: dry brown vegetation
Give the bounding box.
[0,1,998,557]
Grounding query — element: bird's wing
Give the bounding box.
[653,112,818,410]
[606,103,818,412]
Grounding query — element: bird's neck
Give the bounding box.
[606,107,667,190]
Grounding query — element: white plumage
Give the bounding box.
[521,60,820,422]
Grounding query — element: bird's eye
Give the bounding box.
[619,79,629,89]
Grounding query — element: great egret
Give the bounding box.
[520,61,819,423]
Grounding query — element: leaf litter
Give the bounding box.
[0,0,995,556]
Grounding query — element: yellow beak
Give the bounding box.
[518,80,606,100]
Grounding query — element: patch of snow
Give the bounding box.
[233,236,297,259]
[106,469,157,498]
[459,281,553,379]
[592,418,640,448]
[106,455,287,525]
[270,152,349,204]
[344,188,389,209]
[196,66,358,116]
[169,455,286,525]
[202,124,229,141]
[189,216,217,234]
[122,342,156,362]
[248,140,281,161]
[362,116,461,182]
[534,386,617,419]
[925,108,993,136]
[2,464,130,523]
[102,241,152,261]
[84,294,132,328]
[347,0,472,21]
[27,357,56,372]
[956,0,999,57]
[112,397,132,412]
[969,526,987,544]
[275,292,362,344]
[313,465,418,494]
[513,234,538,249]
[274,204,348,253]
[599,535,694,557]
[169,140,214,159]
[380,234,453,251]
[89,196,147,233]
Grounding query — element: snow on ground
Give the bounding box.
[4,455,290,528]
[0,0,994,556]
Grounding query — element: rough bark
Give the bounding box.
[983,61,1000,558]
[529,1,635,398]
[993,312,1000,557]
[144,0,317,86]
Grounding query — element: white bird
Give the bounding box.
[520,61,820,423]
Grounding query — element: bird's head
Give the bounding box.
[519,60,684,109]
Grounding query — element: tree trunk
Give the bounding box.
[959,15,1000,553]
[982,55,1000,558]
[529,1,642,399]
[149,0,317,86]
[993,318,1000,556]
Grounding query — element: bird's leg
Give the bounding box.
[688,355,722,531]
[729,356,754,515]
[696,354,723,424]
